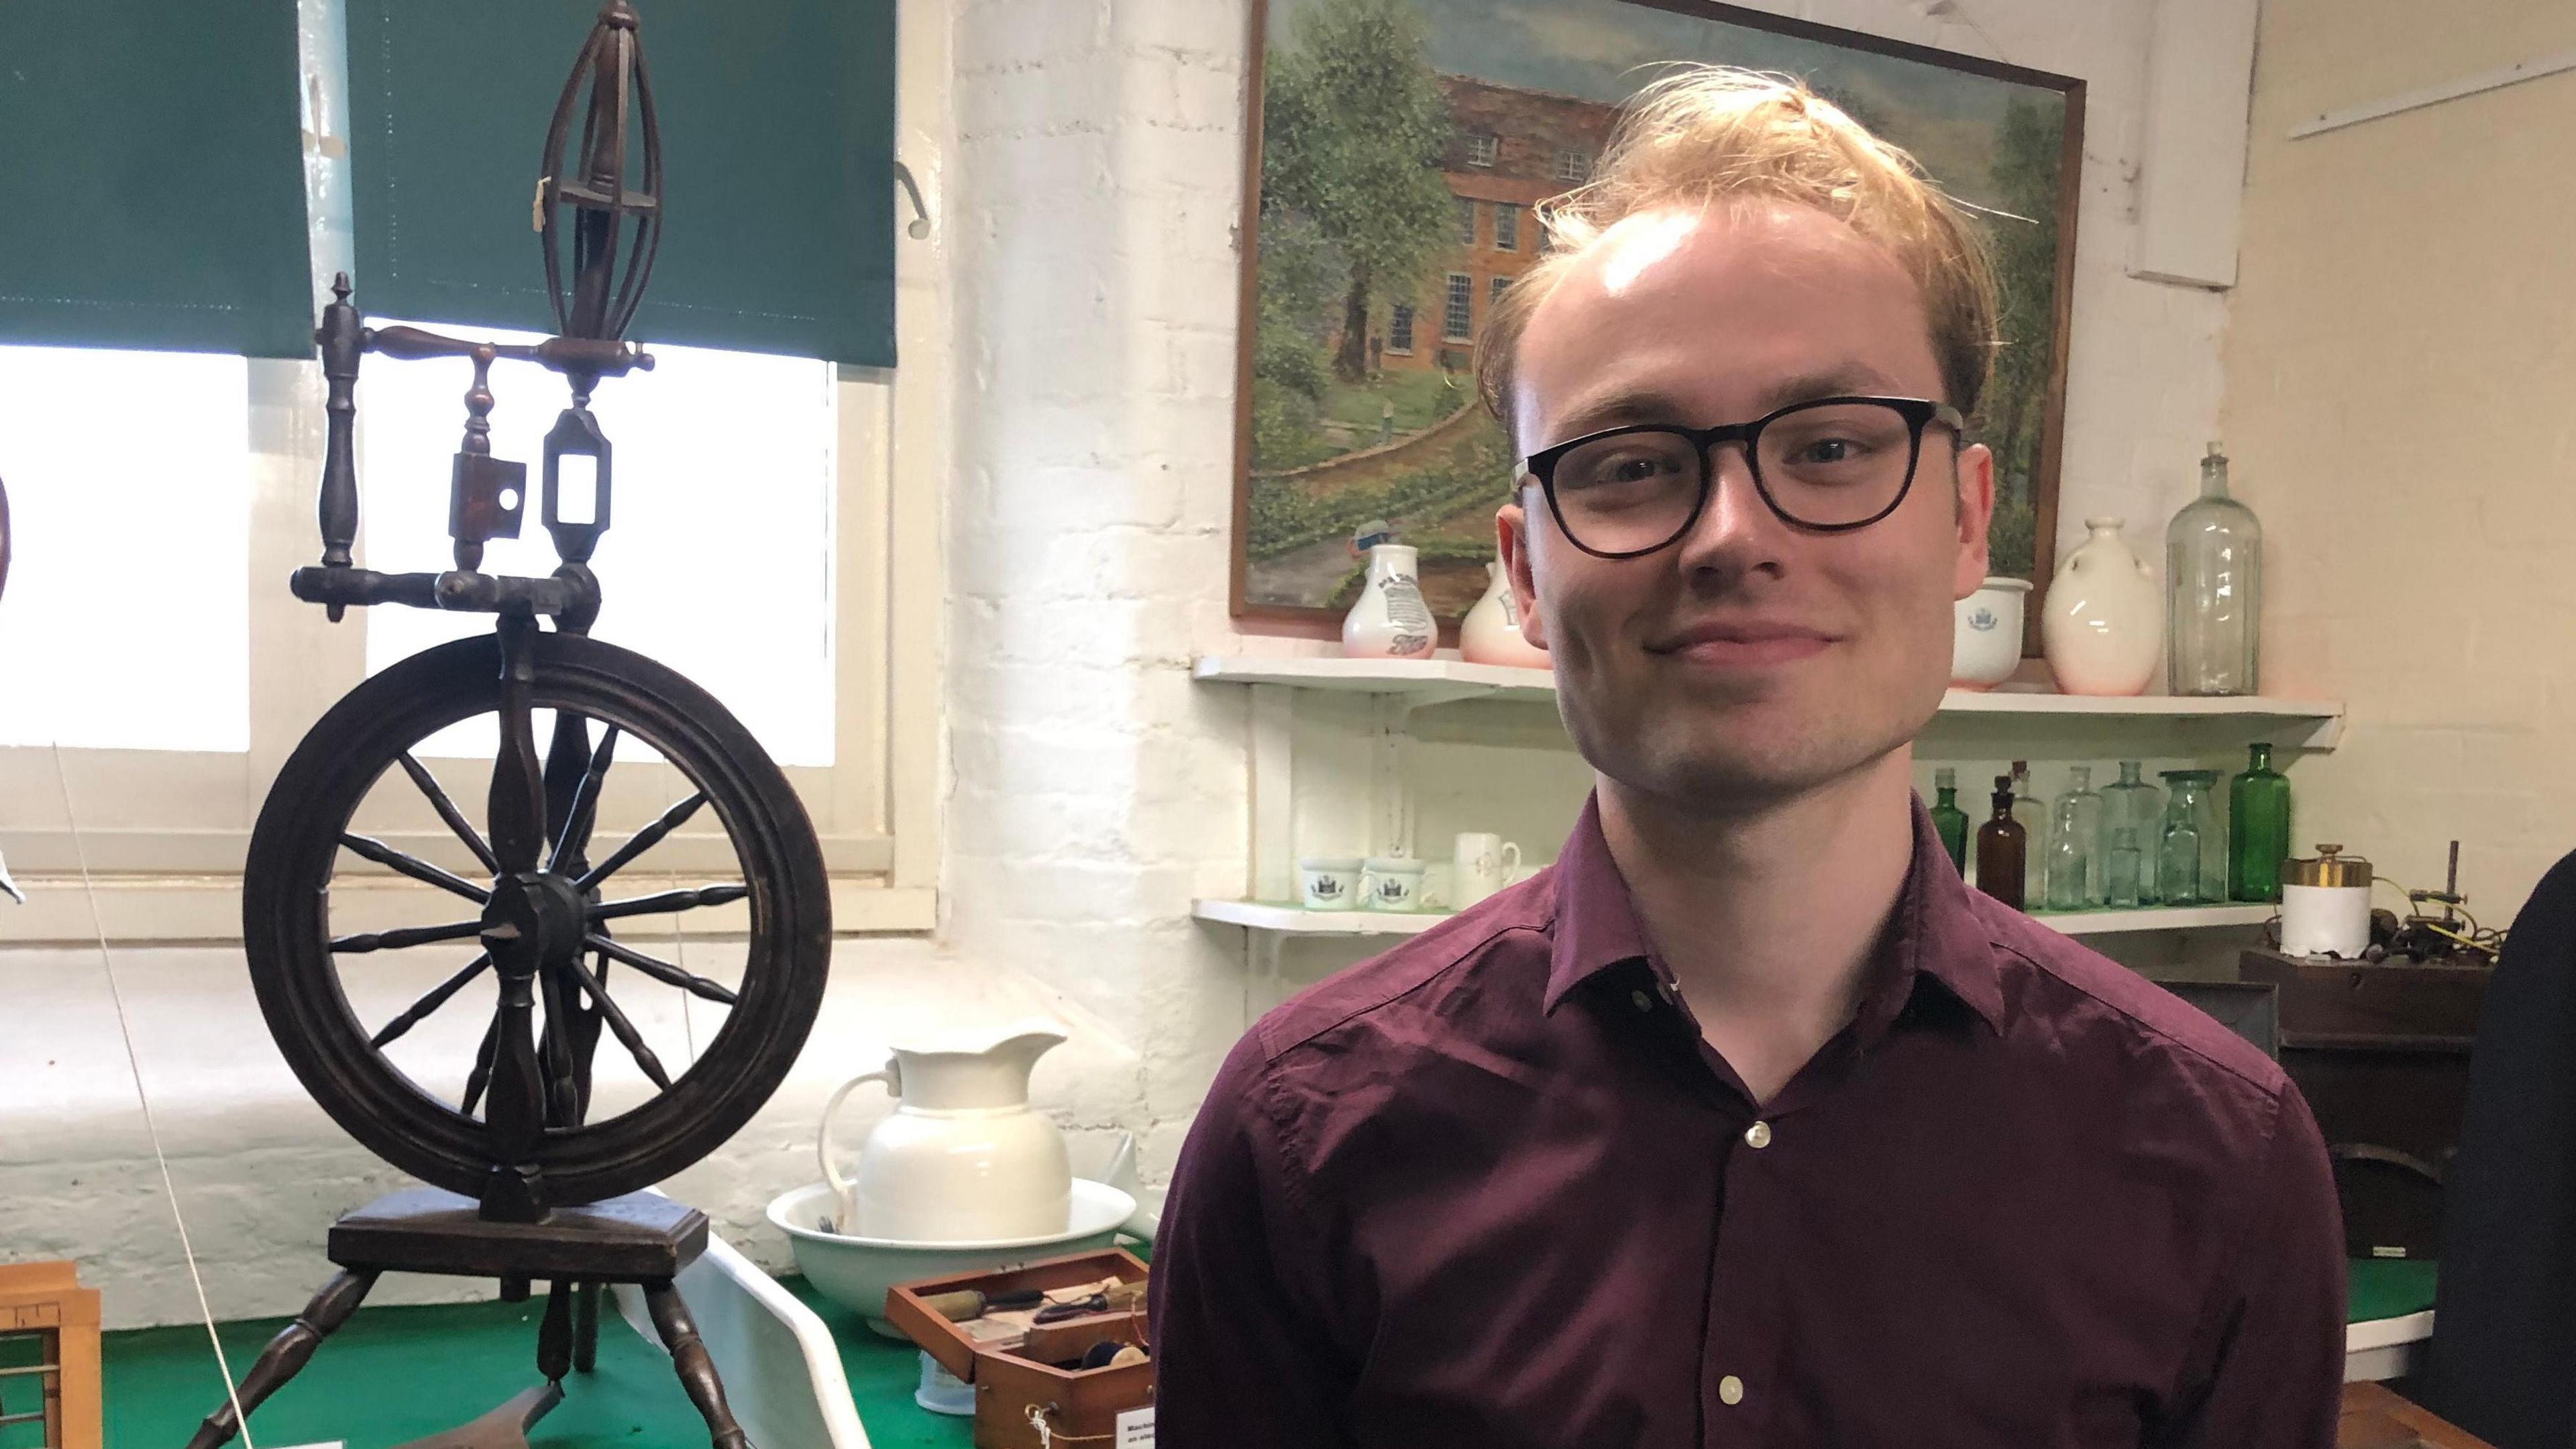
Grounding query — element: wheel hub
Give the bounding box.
[481,871,586,970]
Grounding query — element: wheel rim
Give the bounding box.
[244,631,830,1205]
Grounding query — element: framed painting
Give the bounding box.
[1230,0,2083,649]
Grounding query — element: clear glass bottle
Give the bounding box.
[2167,443,2263,696]
[2158,769,2224,904]
[2044,766,2105,910]
[2104,826,2145,908]
[1975,775,2027,911]
[1930,767,1970,874]
[2009,760,2046,903]
[2100,761,2163,905]
[2229,742,2293,903]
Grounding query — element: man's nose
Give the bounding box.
[1672,441,1787,580]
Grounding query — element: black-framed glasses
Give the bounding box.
[1520,396,1968,559]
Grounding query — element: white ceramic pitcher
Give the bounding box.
[819,1024,1072,1242]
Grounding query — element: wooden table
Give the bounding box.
[2342,1382,2494,1448]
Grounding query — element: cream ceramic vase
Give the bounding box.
[1458,561,1549,667]
[2041,517,2163,696]
[1341,543,1436,659]
[819,1025,1072,1242]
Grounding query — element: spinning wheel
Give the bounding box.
[182,6,838,1446]
[245,631,828,1210]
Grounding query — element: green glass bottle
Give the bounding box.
[1931,767,1969,873]
[2229,742,2292,902]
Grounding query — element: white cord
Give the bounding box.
[48,743,256,1448]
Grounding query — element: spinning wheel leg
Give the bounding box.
[182,1269,378,1449]
[643,1280,749,1449]
[571,1279,602,1373]
[537,1280,574,1383]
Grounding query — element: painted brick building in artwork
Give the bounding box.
[1377,75,1619,374]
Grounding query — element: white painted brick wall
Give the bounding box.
[3,0,2263,1330]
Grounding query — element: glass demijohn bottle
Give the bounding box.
[1931,767,1970,873]
[1976,775,2027,911]
[2167,443,2263,696]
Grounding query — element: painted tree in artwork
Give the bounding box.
[1978,95,2065,582]
[1260,0,1458,382]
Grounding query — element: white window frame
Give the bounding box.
[1388,303,1415,355]
[0,1,946,945]
[1490,275,1511,311]
[1457,199,1477,248]
[1556,148,1589,182]
[1493,203,1519,252]
[1442,274,1473,343]
[1466,133,1499,168]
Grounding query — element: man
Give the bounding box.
[1152,68,2343,1447]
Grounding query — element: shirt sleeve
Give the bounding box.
[1149,1029,1357,1448]
[2163,1079,2349,1448]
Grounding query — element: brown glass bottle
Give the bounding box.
[1975,774,2027,910]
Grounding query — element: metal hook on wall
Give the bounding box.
[893,160,932,239]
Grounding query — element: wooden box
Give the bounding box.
[885,1248,1153,1449]
[0,1261,102,1449]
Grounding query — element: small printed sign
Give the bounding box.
[1116,1405,1156,1446]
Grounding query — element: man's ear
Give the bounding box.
[1951,441,1996,601]
[1497,494,1548,650]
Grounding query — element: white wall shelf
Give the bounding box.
[1191,653,2343,748]
[1194,897,2272,941]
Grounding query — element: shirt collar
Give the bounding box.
[1541,790,2005,1034]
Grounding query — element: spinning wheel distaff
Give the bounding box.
[188,6,829,1447]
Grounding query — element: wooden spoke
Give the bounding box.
[398,751,500,875]
[331,919,486,955]
[370,953,492,1049]
[575,791,707,891]
[558,957,673,1089]
[461,1012,500,1118]
[583,933,738,1006]
[338,832,491,904]
[548,725,623,872]
[588,883,748,922]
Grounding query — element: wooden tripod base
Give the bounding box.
[182,1188,747,1449]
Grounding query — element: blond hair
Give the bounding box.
[1476,66,1998,439]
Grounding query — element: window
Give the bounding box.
[1457,199,1477,248]
[0,347,251,751]
[1491,275,1512,311]
[1466,132,1499,168]
[1556,148,1591,182]
[0,1,943,940]
[1493,204,1519,252]
[1389,304,1415,354]
[1443,274,1474,342]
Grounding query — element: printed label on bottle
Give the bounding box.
[1380,572,1432,654]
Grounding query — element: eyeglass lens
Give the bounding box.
[1549,400,1923,553]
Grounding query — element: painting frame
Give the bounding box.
[1228,0,2085,656]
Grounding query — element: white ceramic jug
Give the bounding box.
[2041,517,2163,696]
[820,1024,1072,1242]
[1342,543,1437,659]
[1459,560,1550,667]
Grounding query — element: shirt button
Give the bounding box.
[1719,1375,1746,1406]
[1630,989,1654,1012]
[1744,1121,1772,1149]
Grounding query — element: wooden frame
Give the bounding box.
[1231,0,2084,657]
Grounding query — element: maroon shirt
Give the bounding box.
[1150,795,2345,1447]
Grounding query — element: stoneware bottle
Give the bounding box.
[1342,543,1437,659]
[2041,516,2163,696]
[1458,559,1550,668]
[819,1023,1073,1242]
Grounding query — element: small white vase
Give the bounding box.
[1950,577,2031,690]
[2041,516,2163,696]
[1342,544,1438,659]
[1458,560,1549,667]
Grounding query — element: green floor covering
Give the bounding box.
[87,1261,2437,1449]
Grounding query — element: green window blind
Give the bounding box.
[345,0,896,367]
[0,1,311,357]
